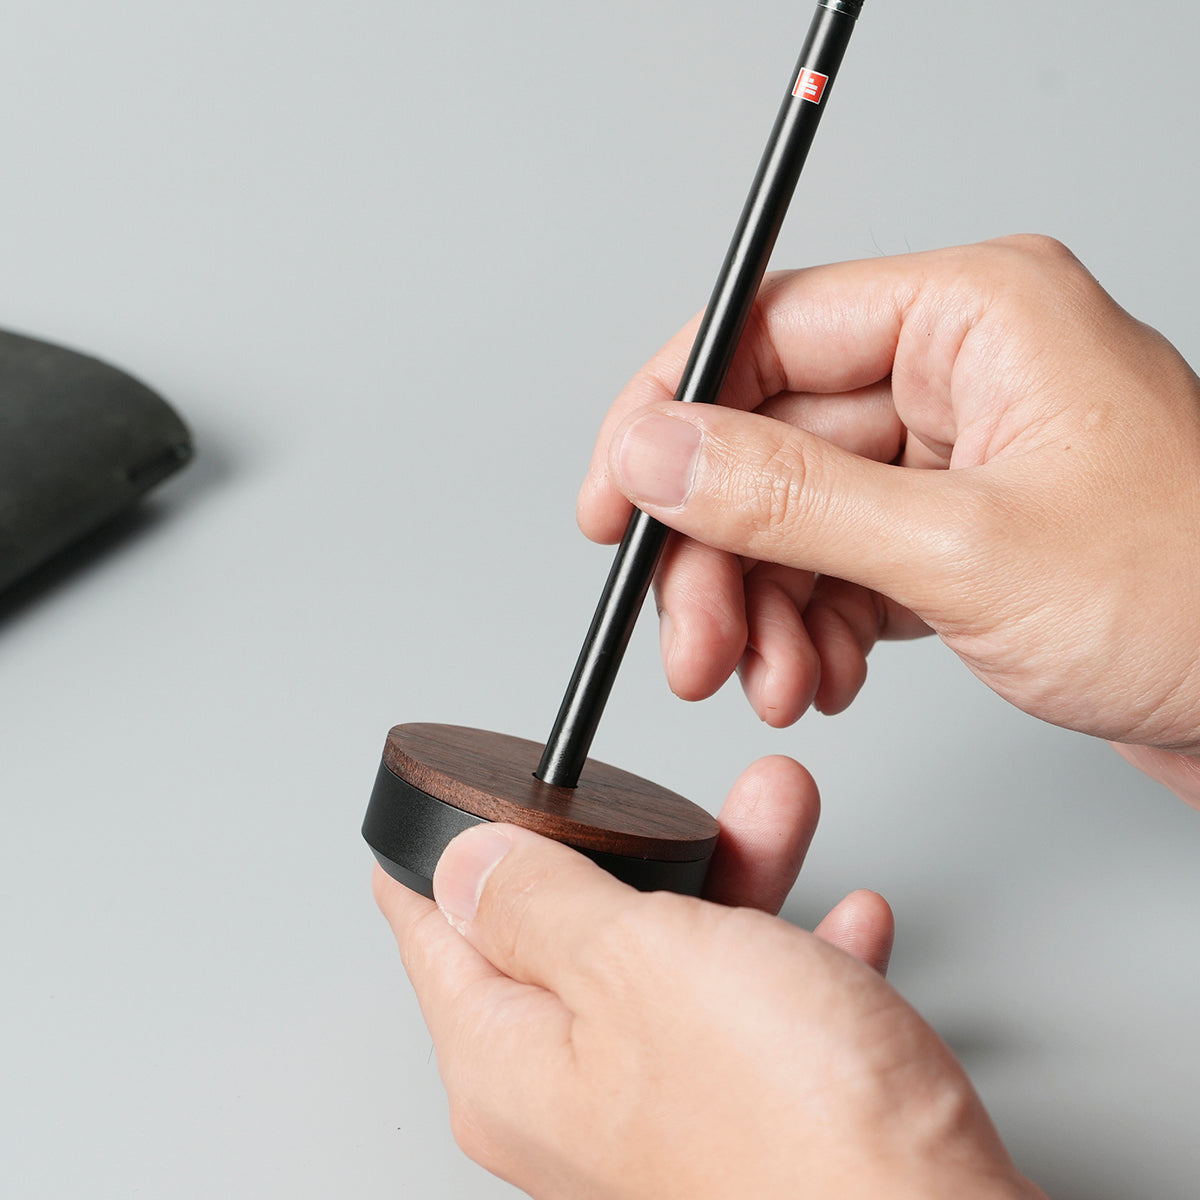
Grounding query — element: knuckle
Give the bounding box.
[731,434,812,554]
[998,232,1076,262]
[763,455,803,531]
[986,235,1095,300]
[987,232,1080,271]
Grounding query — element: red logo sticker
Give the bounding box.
[793,68,829,104]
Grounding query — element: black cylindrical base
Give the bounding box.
[363,761,712,899]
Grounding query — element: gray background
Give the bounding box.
[2,1,1198,1197]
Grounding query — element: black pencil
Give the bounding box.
[537,0,866,788]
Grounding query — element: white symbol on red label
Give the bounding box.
[793,68,829,104]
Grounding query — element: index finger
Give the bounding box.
[372,864,516,1048]
[577,259,914,543]
[372,864,580,1175]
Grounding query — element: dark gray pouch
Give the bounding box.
[0,330,192,593]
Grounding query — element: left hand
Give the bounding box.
[374,757,1039,1199]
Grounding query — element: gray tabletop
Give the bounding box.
[2,3,1198,1197]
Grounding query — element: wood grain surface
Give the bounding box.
[383,723,718,861]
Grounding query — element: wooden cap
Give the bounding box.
[363,724,719,898]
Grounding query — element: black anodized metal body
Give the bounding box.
[363,762,711,899]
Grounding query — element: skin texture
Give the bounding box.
[376,759,1043,1200]
[377,237,1199,1196]
[580,236,1200,799]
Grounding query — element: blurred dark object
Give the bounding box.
[0,330,192,594]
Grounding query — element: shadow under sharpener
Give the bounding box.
[363,723,719,898]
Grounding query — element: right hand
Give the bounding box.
[577,236,1200,805]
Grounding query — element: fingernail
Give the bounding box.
[435,825,512,930]
[615,413,702,509]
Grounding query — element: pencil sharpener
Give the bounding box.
[363,723,719,898]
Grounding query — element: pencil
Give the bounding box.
[537,0,866,787]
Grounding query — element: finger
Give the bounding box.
[897,434,949,470]
[653,543,824,718]
[806,578,877,716]
[804,576,930,715]
[373,864,514,1033]
[653,381,903,722]
[579,310,704,544]
[738,565,821,726]
[607,399,975,618]
[653,534,748,702]
[758,380,904,464]
[702,756,820,914]
[431,823,642,1011]
[738,577,817,727]
[578,256,927,544]
[813,889,895,976]
[373,865,576,1182]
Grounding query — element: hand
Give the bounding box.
[578,236,1200,805]
[375,757,1041,1199]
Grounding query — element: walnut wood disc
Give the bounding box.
[386,723,717,859]
[363,723,719,898]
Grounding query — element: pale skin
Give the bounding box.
[375,236,1200,1197]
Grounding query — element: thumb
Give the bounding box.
[432,823,643,1007]
[609,400,980,615]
